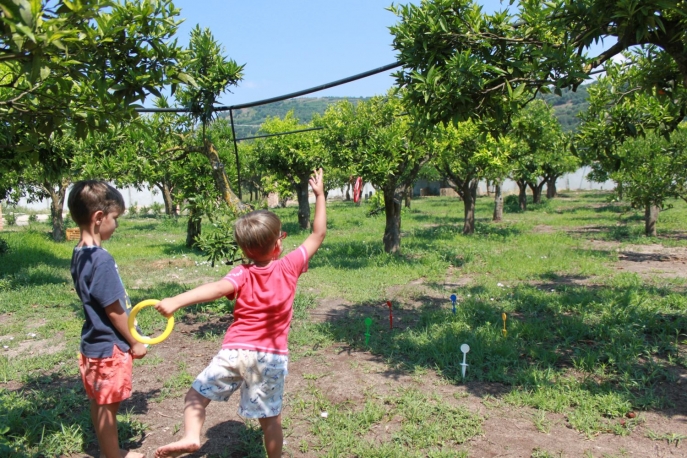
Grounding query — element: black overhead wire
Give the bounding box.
[135,61,402,115]
[135,61,402,200]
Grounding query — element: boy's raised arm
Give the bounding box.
[302,168,326,259]
[155,280,235,318]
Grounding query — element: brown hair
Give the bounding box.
[68,180,126,225]
[234,210,281,260]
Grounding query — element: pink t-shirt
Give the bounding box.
[221,245,309,355]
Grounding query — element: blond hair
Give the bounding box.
[234,210,281,260]
[68,180,126,225]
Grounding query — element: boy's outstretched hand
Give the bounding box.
[155,299,178,318]
[309,168,324,196]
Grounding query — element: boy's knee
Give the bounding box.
[185,387,210,406]
[259,414,282,429]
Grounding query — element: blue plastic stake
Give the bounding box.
[450,294,457,314]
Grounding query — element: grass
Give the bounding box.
[289,386,477,457]
[2,191,687,455]
[646,430,687,446]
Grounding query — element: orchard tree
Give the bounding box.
[176,25,246,213]
[485,134,516,222]
[542,134,579,199]
[509,100,570,209]
[320,93,429,253]
[0,0,190,174]
[434,120,509,233]
[611,129,687,236]
[390,0,687,128]
[88,98,198,217]
[11,128,122,240]
[577,48,687,236]
[254,112,325,229]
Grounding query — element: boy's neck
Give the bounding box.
[77,225,102,247]
[252,259,274,268]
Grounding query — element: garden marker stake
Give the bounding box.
[460,344,470,379]
[387,300,393,329]
[364,317,373,345]
[450,294,457,314]
[502,312,507,338]
[128,299,175,345]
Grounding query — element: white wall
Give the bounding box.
[414,166,614,196]
[15,168,613,211]
[16,185,165,212]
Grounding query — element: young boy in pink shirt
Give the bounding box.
[154,169,326,458]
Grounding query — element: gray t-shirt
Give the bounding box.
[71,245,132,358]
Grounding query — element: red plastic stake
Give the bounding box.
[387,300,393,329]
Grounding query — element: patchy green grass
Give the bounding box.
[289,386,477,457]
[2,191,687,454]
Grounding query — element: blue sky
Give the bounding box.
[167,1,611,107]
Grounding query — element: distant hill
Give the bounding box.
[538,85,590,132]
[221,86,591,138]
[219,96,368,139]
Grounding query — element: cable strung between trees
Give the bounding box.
[134,62,403,114]
[135,61,403,199]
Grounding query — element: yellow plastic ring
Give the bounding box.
[128,299,174,345]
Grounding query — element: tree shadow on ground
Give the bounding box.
[309,282,687,419]
[407,219,522,243]
[122,223,159,232]
[658,231,687,242]
[309,238,441,270]
[182,420,265,458]
[0,234,70,285]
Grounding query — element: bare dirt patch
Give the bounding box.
[616,245,687,278]
[532,224,557,234]
[2,332,66,359]
[150,258,195,270]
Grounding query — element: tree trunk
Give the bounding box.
[492,182,503,222]
[203,139,246,213]
[645,204,660,237]
[382,183,402,253]
[485,179,491,197]
[516,180,528,211]
[404,184,412,209]
[546,176,558,199]
[158,182,177,217]
[0,202,3,231]
[47,180,68,242]
[462,179,478,235]
[529,182,544,204]
[295,176,311,230]
[344,183,351,201]
[186,212,202,248]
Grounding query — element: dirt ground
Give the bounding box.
[59,237,687,458]
[71,328,687,458]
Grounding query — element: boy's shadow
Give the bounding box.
[183,420,265,457]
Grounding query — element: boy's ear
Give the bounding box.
[91,210,104,225]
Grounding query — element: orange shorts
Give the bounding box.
[79,345,132,405]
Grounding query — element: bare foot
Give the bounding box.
[100,449,144,458]
[155,439,201,457]
[123,452,145,458]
